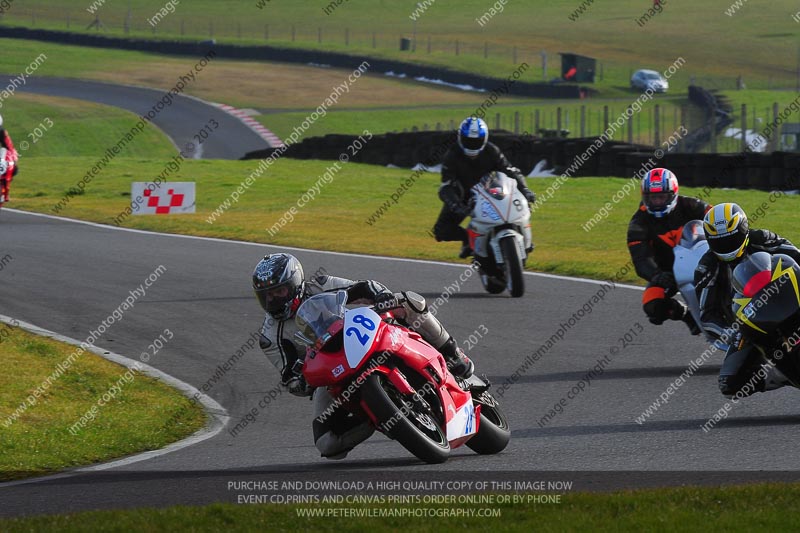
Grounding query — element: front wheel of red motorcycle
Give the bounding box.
[362,373,450,464]
[466,391,511,455]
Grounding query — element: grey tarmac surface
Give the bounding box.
[1,209,799,517]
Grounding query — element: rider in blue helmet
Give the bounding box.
[433,117,536,258]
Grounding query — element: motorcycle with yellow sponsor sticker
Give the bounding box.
[731,251,800,385]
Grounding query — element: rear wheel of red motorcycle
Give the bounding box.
[466,391,510,455]
[362,373,450,464]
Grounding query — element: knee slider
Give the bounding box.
[403,291,427,314]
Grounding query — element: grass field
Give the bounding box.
[8,156,799,284]
[2,0,799,89]
[4,92,176,158]
[0,38,503,111]
[0,324,206,482]
[1,482,800,531]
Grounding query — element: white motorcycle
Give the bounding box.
[466,171,532,297]
[673,219,729,349]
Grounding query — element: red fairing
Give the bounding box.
[743,270,773,298]
[304,320,437,388]
[302,319,374,388]
[467,228,482,251]
[2,136,17,180]
[303,319,474,436]
[0,135,16,202]
[2,131,16,154]
[365,322,476,438]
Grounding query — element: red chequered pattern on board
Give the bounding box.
[144,188,186,214]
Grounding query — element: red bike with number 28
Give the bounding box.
[294,290,510,464]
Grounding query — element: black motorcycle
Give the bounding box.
[731,251,800,386]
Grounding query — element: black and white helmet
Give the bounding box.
[253,253,305,319]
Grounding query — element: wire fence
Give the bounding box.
[2,6,797,91]
[400,105,692,148]
[1,7,541,65]
[399,102,791,154]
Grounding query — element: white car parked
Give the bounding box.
[630,69,669,93]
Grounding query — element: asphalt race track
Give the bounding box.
[2,209,800,517]
[0,75,270,159]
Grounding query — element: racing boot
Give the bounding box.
[439,337,474,379]
[459,242,473,259]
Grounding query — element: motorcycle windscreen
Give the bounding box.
[295,291,347,345]
[343,306,382,369]
[480,173,509,200]
[731,252,773,296]
[680,220,706,248]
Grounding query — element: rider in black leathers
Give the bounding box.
[433,117,535,258]
[695,203,800,397]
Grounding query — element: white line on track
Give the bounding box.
[5,208,644,292]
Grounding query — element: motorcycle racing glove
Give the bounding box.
[374,291,401,312]
[521,188,536,204]
[651,270,677,293]
[281,364,313,397]
[346,279,393,303]
[439,182,472,218]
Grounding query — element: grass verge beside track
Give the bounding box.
[4,93,177,158]
[1,483,800,531]
[8,157,799,284]
[0,325,206,482]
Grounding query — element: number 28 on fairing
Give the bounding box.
[343,307,382,369]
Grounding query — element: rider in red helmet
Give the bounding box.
[627,168,711,333]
